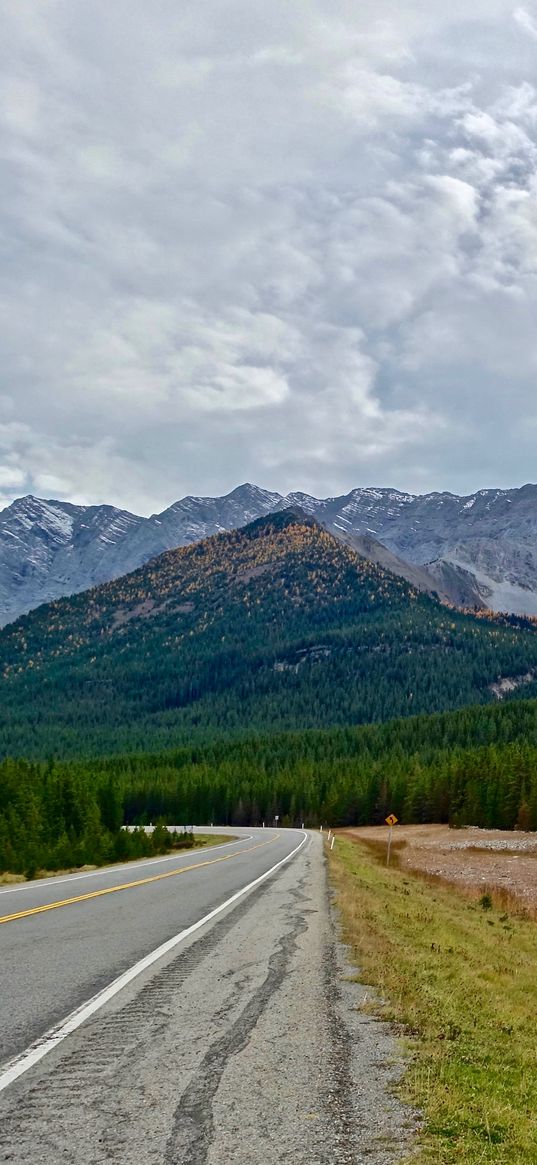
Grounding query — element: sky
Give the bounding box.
[1,1,537,515]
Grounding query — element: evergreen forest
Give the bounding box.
[4,698,537,875]
[3,511,537,874]
[1,511,537,758]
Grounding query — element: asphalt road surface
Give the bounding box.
[0,828,412,1164]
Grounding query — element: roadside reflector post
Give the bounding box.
[330,836,335,850]
[385,813,398,866]
[320,825,323,832]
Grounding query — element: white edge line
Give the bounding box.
[0,834,254,896]
[0,830,309,1094]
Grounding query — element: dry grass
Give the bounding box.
[330,834,537,1164]
[342,824,537,918]
[348,833,537,920]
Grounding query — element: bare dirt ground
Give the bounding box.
[341,824,537,914]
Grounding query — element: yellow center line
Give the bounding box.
[0,835,279,926]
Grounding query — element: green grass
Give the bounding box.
[330,836,537,1163]
[189,833,234,848]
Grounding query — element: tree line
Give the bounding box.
[3,698,537,875]
[0,759,195,877]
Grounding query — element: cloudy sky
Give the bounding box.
[1,1,537,514]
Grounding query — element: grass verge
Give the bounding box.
[329,835,537,1164]
[190,833,234,847]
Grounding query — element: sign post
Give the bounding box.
[385,813,398,866]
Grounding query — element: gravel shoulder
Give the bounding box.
[0,833,412,1164]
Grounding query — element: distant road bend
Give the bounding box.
[0,827,408,1164]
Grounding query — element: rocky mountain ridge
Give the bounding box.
[2,508,537,758]
[1,482,536,624]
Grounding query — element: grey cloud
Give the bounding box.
[0,1,536,512]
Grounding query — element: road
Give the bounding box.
[0,828,410,1164]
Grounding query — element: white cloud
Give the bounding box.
[0,1,537,511]
[514,6,537,40]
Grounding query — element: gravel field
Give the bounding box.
[343,823,537,912]
[0,833,413,1164]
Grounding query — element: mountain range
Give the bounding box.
[1,508,537,759]
[1,481,537,625]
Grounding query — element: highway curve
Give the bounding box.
[0,828,410,1164]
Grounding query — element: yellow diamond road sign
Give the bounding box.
[385,814,398,827]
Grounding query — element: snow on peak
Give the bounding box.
[3,497,76,540]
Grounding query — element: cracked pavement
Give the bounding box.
[0,832,413,1163]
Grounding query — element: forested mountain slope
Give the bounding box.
[5,481,537,624]
[2,509,537,758]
